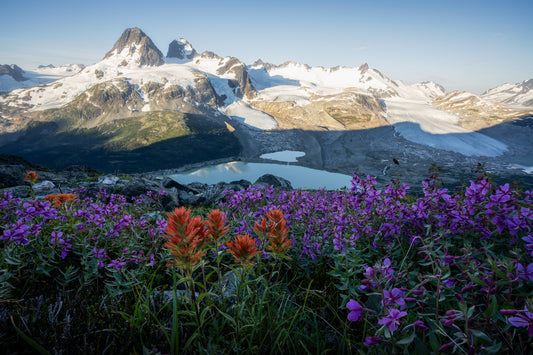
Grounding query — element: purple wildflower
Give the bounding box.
[108,259,126,270]
[508,306,533,337]
[383,288,406,308]
[346,299,363,322]
[517,263,533,282]
[363,336,383,347]
[378,308,407,332]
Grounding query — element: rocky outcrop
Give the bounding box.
[217,57,256,99]
[0,64,27,82]
[167,38,197,60]
[103,27,164,66]
[0,156,293,209]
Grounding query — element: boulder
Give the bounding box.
[254,174,292,190]
[32,181,55,194]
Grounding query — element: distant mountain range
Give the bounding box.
[0,27,532,179]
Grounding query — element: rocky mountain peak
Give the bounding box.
[167,38,197,60]
[103,27,164,66]
[0,64,27,82]
[358,63,369,73]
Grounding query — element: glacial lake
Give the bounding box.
[168,161,353,190]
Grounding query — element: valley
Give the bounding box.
[1,27,532,191]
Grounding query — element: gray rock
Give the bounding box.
[167,38,197,60]
[0,165,25,188]
[103,27,164,67]
[33,180,55,194]
[0,64,27,82]
[254,174,292,190]
[98,175,120,185]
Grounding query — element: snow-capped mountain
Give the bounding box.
[433,90,527,130]
[482,79,533,107]
[0,27,531,175]
[0,64,85,93]
[103,27,164,67]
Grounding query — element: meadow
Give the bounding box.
[1,165,532,354]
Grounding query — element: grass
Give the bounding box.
[0,167,532,354]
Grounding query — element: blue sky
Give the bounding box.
[1,0,532,93]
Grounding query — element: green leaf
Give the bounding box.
[470,329,491,343]
[397,331,416,345]
[11,316,51,355]
[466,305,476,318]
[483,342,502,354]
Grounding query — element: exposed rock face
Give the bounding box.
[103,27,164,66]
[0,64,27,82]
[251,91,386,130]
[167,38,197,60]
[216,57,256,99]
[433,91,533,130]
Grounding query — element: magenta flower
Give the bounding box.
[363,336,383,346]
[508,306,533,337]
[414,320,429,331]
[347,299,363,322]
[383,288,405,308]
[517,263,533,282]
[378,308,407,332]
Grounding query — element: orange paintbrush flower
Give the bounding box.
[45,193,78,207]
[206,209,228,243]
[164,207,209,272]
[226,234,262,265]
[267,209,292,258]
[24,171,39,184]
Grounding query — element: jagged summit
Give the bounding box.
[103,27,164,66]
[482,78,533,107]
[0,64,27,82]
[167,38,196,60]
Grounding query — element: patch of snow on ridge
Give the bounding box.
[260,151,306,162]
[384,98,507,157]
[224,101,277,130]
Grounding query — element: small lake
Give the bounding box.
[168,161,353,190]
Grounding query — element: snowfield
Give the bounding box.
[224,101,278,130]
[259,151,306,162]
[384,98,508,157]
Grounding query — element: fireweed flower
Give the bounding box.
[378,308,407,332]
[507,306,533,337]
[383,288,406,309]
[364,336,383,347]
[517,263,533,282]
[226,234,261,265]
[346,299,363,322]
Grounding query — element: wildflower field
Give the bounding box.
[1,167,532,354]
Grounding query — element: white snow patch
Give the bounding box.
[511,165,533,174]
[260,151,306,162]
[224,101,277,130]
[384,98,507,157]
[257,85,311,106]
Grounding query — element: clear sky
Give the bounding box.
[1,0,532,94]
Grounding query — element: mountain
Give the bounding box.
[0,27,532,183]
[0,64,84,93]
[432,90,529,130]
[167,38,197,60]
[0,64,26,82]
[103,27,164,67]
[482,79,533,107]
